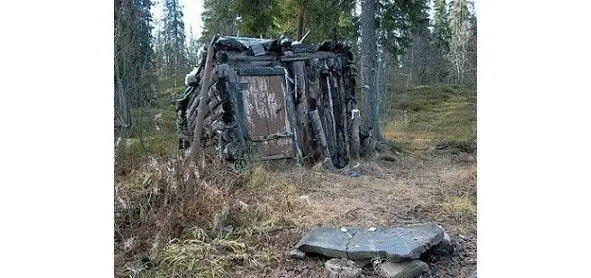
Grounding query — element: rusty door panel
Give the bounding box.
[240,75,294,158]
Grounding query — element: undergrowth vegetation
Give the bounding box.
[116,158,274,277]
[114,84,477,277]
[382,84,477,151]
[115,105,179,174]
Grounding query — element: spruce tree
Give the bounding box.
[201,0,239,44]
[114,0,154,137]
[162,0,187,80]
[433,0,450,54]
[231,0,279,37]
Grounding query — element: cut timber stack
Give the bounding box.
[176,35,360,169]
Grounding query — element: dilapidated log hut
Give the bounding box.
[176,35,361,169]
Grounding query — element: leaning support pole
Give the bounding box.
[309,109,331,163]
[190,39,217,166]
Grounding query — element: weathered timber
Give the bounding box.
[338,74,350,159]
[320,73,337,162]
[177,35,360,168]
[189,39,216,163]
[309,109,331,161]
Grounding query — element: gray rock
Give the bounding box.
[324,258,362,278]
[294,223,444,262]
[430,231,454,256]
[287,248,306,259]
[347,223,444,261]
[376,260,429,278]
[470,270,477,278]
[294,227,358,258]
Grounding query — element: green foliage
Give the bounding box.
[272,0,357,43]
[114,106,179,173]
[161,0,187,73]
[114,0,155,107]
[231,0,280,37]
[200,0,357,43]
[378,0,430,57]
[433,0,450,53]
[200,0,239,44]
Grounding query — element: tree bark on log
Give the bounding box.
[360,0,379,155]
[293,61,312,156]
[309,109,331,161]
[190,40,217,165]
[322,73,337,157]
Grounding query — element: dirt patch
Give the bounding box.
[218,149,477,277]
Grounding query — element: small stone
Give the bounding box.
[287,248,306,259]
[430,231,454,256]
[324,258,362,278]
[222,225,234,232]
[368,227,377,232]
[376,260,429,278]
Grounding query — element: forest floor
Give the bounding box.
[114,84,477,278]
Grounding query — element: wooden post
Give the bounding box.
[293,61,312,157]
[190,40,217,165]
[309,109,331,162]
[322,72,337,156]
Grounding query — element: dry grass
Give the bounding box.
[115,84,477,277]
[115,154,477,277]
[114,158,307,277]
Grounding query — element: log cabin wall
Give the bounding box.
[176,36,359,169]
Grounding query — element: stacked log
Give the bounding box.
[176,36,360,169]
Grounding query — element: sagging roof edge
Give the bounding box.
[183,34,355,87]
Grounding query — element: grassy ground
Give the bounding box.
[382,84,476,151]
[115,102,179,175]
[114,84,477,277]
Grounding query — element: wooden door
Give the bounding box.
[239,74,294,159]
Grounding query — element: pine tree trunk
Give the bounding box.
[360,0,378,154]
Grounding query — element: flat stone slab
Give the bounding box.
[294,227,358,258]
[348,223,444,261]
[294,223,444,261]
